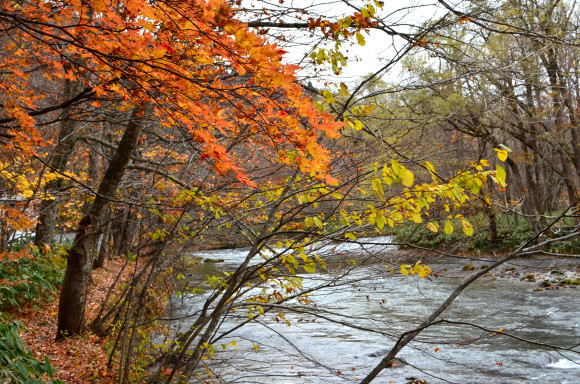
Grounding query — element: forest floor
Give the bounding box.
[10,257,133,384]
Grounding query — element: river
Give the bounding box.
[167,237,580,384]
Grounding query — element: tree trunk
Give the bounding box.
[35,77,81,247]
[93,210,112,269]
[57,104,148,339]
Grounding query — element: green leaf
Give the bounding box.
[313,216,323,229]
[470,178,482,194]
[303,261,316,273]
[305,217,314,227]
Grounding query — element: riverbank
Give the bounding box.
[367,246,580,292]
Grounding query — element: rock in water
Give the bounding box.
[537,352,558,366]
[367,348,390,357]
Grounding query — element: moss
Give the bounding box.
[203,258,225,263]
[480,264,489,270]
[462,264,476,271]
[541,280,552,287]
[571,279,580,285]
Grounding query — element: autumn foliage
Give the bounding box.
[1,0,342,179]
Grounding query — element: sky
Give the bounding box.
[244,0,445,86]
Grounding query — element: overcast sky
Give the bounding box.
[245,0,445,85]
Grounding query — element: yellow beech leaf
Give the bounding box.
[495,164,507,187]
[339,82,349,97]
[356,32,366,46]
[444,219,454,235]
[424,161,436,173]
[303,261,316,273]
[426,222,439,232]
[494,148,508,162]
[391,159,402,176]
[400,264,410,276]
[401,169,414,187]
[462,219,474,236]
[410,212,422,223]
[418,264,431,278]
[413,261,422,274]
[372,177,384,198]
[376,214,385,229]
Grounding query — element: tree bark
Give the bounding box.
[57,104,148,339]
[34,77,81,247]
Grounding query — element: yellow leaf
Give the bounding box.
[400,264,409,276]
[495,164,507,187]
[418,264,431,278]
[391,159,402,177]
[303,261,316,273]
[356,32,366,46]
[494,148,508,162]
[462,219,474,236]
[401,169,414,187]
[424,161,436,173]
[410,212,422,223]
[413,260,422,274]
[444,219,454,235]
[372,178,384,199]
[339,82,349,97]
[376,214,385,229]
[426,222,439,232]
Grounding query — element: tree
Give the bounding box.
[1,0,346,337]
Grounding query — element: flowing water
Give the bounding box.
[167,238,580,384]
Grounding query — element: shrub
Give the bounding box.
[0,248,65,310]
[0,313,59,383]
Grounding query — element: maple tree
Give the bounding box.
[3,0,561,382]
[1,0,346,337]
